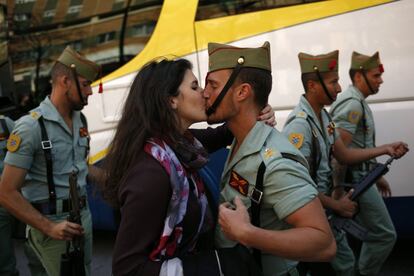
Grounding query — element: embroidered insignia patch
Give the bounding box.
[289,133,304,149]
[7,133,21,152]
[327,122,336,135]
[79,127,89,138]
[348,111,361,124]
[229,170,249,196]
[30,111,39,120]
[297,111,306,118]
[264,148,274,159]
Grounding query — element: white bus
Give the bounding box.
[84,0,414,237]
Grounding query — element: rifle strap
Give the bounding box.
[251,161,266,269]
[250,152,308,268]
[38,116,57,209]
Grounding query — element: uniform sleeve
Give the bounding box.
[5,117,15,131]
[4,117,39,170]
[112,153,171,276]
[264,159,318,220]
[331,100,363,135]
[190,124,233,153]
[282,119,312,159]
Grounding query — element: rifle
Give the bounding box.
[330,157,395,241]
[60,171,86,276]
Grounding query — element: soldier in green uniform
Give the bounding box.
[282,51,408,276]
[203,42,336,276]
[0,46,100,276]
[330,51,408,276]
[0,115,18,275]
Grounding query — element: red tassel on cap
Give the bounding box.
[98,79,103,93]
[379,64,384,73]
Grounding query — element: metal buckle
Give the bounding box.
[41,140,52,149]
[249,188,263,204]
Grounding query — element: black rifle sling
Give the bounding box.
[0,117,10,154]
[250,153,308,268]
[38,116,57,209]
[304,116,321,181]
[251,161,266,268]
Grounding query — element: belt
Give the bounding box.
[32,196,87,215]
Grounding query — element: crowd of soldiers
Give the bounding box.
[0,41,409,276]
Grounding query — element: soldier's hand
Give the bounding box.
[387,142,409,158]
[257,104,276,127]
[376,176,392,198]
[336,189,358,218]
[47,221,84,241]
[218,196,251,242]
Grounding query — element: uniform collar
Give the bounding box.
[224,121,272,174]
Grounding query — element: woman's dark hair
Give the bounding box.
[103,58,192,207]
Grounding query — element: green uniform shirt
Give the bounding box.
[330,85,376,180]
[5,97,89,202]
[283,95,339,194]
[215,122,318,276]
[0,116,14,173]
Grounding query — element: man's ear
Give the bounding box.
[169,96,178,110]
[235,83,252,101]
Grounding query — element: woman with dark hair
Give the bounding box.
[104,58,274,276]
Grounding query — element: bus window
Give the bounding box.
[196,0,324,21]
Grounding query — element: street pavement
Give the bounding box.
[14,231,414,275]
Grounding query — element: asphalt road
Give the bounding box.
[14,231,414,275]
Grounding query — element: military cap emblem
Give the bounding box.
[289,133,304,149]
[229,170,249,196]
[7,133,21,152]
[348,111,361,124]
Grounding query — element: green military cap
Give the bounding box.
[208,42,271,73]
[57,46,100,82]
[298,50,339,74]
[351,51,384,72]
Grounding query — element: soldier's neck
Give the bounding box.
[305,94,323,119]
[50,90,73,130]
[227,108,258,159]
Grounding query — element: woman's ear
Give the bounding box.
[169,96,178,110]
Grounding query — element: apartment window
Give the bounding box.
[68,5,83,14]
[130,22,155,37]
[14,13,29,22]
[43,10,56,18]
[16,0,35,4]
[97,32,116,44]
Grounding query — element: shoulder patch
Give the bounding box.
[229,170,249,196]
[348,110,361,124]
[7,133,21,152]
[30,111,40,120]
[288,133,304,149]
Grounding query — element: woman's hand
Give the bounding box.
[257,104,276,127]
